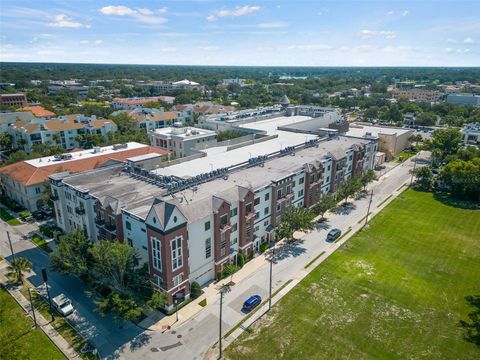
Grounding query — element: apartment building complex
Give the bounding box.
[111,108,178,132]
[391,89,443,103]
[49,135,377,308]
[0,142,168,212]
[6,114,117,153]
[150,126,217,158]
[0,93,27,107]
[447,93,480,106]
[112,96,175,110]
[461,123,480,145]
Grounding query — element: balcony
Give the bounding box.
[75,207,85,215]
[105,223,116,232]
[220,223,231,232]
[51,195,59,201]
[95,217,105,226]
[245,211,255,220]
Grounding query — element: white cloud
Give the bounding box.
[198,46,220,51]
[446,38,457,44]
[99,6,136,16]
[99,5,167,24]
[80,39,103,45]
[47,14,85,29]
[463,37,475,44]
[464,48,471,53]
[158,7,168,14]
[207,5,260,21]
[255,21,287,29]
[387,10,394,15]
[95,39,103,44]
[443,47,462,53]
[288,44,333,51]
[360,29,396,39]
[402,10,409,17]
[79,40,89,44]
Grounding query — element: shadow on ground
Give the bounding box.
[332,203,357,215]
[459,294,480,348]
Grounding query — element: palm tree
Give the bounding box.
[7,257,32,285]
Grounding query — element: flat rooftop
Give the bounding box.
[62,136,371,220]
[152,126,216,139]
[24,142,148,168]
[152,116,318,178]
[346,123,412,138]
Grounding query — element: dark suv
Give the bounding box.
[327,228,342,242]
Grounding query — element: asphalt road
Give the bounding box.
[0,153,428,360]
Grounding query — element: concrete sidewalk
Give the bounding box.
[0,259,81,360]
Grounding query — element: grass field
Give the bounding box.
[226,190,480,360]
[0,288,66,359]
[0,208,21,225]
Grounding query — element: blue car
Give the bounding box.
[243,295,262,311]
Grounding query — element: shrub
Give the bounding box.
[237,253,245,268]
[40,224,61,238]
[190,281,202,299]
[198,299,207,307]
[259,242,270,253]
[0,196,24,212]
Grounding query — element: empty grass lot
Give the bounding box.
[0,288,65,359]
[226,190,480,359]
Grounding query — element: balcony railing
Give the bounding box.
[75,207,85,215]
[220,223,231,232]
[245,211,255,220]
[105,223,116,232]
[95,217,105,225]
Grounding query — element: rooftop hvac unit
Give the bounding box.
[113,143,128,150]
[93,146,101,153]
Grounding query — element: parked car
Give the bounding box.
[32,210,45,221]
[327,228,342,242]
[52,294,74,317]
[243,295,262,311]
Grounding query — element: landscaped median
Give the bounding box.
[224,189,480,359]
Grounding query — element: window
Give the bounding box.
[141,228,146,233]
[264,219,269,227]
[230,208,237,217]
[231,237,238,244]
[254,225,260,232]
[254,197,260,206]
[299,177,304,184]
[310,174,315,183]
[205,238,211,258]
[171,236,183,271]
[220,233,227,256]
[276,204,281,211]
[152,237,162,272]
[277,189,282,199]
[264,207,269,215]
[35,187,41,194]
[231,223,238,232]
[127,238,133,247]
[298,189,304,197]
[204,221,211,231]
[67,205,72,214]
[220,214,228,226]
[292,180,296,187]
[126,221,131,230]
[173,273,183,287]
[264,193,270,201]
[255,212,260,220]
[245,203,252,213]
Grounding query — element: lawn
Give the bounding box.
[32,234,52,253]
[226,190,480,360]
[0,287,66,360]
[0,208,21,225]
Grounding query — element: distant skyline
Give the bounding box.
[1,0,479,67]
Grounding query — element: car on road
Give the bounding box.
[243,295,262,311]
[32,210,45,221]
[52,294,75,316]
[327,228,342,242]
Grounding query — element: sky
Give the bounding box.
[1,0,479,66]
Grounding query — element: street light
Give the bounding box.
[218,284,231,359]
[268,246,275,312]
[364,190,374,227]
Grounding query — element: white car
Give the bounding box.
[52,294,74,317]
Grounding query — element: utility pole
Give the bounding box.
[364,190,374,227]
[7,232,20,279]
[218,285,230,359]
[268,247,275,312]
[28,288,38,328]
[41,268,54,321]
[410,157,417,186]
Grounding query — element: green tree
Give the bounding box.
[414,166,434,190]
[408,134,423,148]
[41,180,53,209]
[361,169,377,191]
[7,257,32,284]
[237,252,245,268]
[142,101,163,109]
[145,290,168,311]
[190,282,202,299]
[440,158,480,200]
[50,228,91,277]
[416,112,437,126]
[431,127,462,160]
[89,240,139,293]
[95,292,142,322]
[337,176,363,204]
[0,132,12,150]
[314,193,337,220]
[223,264,238,283]
[276,207,315,242]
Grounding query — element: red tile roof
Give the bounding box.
[18,106,55,117]
[0,146,169,186]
